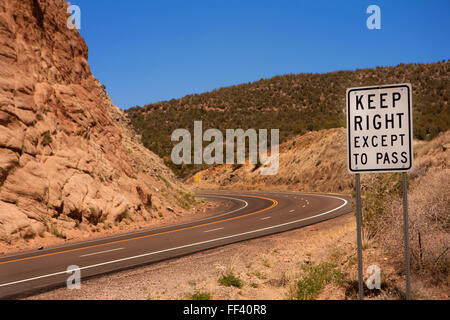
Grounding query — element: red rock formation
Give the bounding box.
[0,0,193,243]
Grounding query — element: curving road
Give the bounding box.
[0,190,352,299]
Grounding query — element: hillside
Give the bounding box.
[187,128,351,193]
[127,61,449,177]
[187,128,449,196]
[0,0,197,247]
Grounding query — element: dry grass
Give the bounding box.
[379,170,449,284]
[364,130,449,288]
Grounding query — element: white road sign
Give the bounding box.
[346,84,413,173]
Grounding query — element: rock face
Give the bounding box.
[0,0,194,244]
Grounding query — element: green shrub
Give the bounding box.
[41,130,53,147]
[218,272,243,288]
[188,290,212,300]
[295,262,344,300]
[49,224,66,239]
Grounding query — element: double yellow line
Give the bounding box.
[0,194,277,265]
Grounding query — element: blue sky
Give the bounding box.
[73,0,450,109]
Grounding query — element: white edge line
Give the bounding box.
[203,227,224,233]
[0,195,347,288]
[80,247,124,258]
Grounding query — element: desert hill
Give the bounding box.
[127,61,449,177]
[187,128,449,196]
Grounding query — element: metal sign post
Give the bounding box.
[346,83,413,300]
[402,172,411,299]
[355,173,364,300]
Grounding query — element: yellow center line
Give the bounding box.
[0,194,278,265]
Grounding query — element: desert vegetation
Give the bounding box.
[360,130,449,287]
[218,271,244,289]
[291,262,345,300]
[187,290,212,300]
[127,61,449,177]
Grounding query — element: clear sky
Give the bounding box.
[73,0,450,109]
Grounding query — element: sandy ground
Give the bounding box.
[24,211,447,300]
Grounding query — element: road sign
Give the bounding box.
[346,84,413,173]
[346,83,413,300]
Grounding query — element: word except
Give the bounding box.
[354,134,406,148]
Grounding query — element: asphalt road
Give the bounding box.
[0,190,352,299]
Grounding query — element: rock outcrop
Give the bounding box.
[0,0,194,244]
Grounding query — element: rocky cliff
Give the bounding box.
[0,0,195,244]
